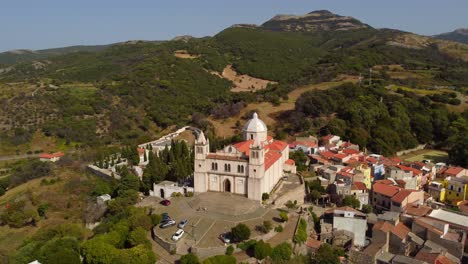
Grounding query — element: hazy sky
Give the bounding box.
[1,0,467,52]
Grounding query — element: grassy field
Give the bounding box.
[399,149,448,163]
[386,84,451,95]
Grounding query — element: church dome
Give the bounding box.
[243,112,267,133]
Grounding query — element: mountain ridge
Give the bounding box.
[434,28,468,44]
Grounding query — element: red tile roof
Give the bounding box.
[391,222,410,240]
[233,140,254,156]
[265,151,282,171]
[333,153,348,160]
[39,152,64,159]
[397,165,422,176]
[343,148,359,155]
[445,166,464,176]
[391,189,413,203]
[320,151,335,160]
[373,182,400,197]
[266,140,288,152]
[373,221,394,233]
[415,251,439,264]
[285,159,295,165]
[366,157,378,164]
[353,181,367,191]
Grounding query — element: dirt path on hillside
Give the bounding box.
[209,78,358,137]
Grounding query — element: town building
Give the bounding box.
[193,113,295,201]
[323,206,367,247]
[39,152,64,162]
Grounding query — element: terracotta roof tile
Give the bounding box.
[39,152,64,159]
[391,222,410,240]
[373,182,400,197]
[353,181,367,191]
[445,167,464,176]
[373,221,394,233]
[391,189,413,203]
[414,251,439,264]
[320,151,335,160]
[305,238,322,249]
[265,151,282,171]
[343,148,359,155]
[285,159,295,165]
[435,255,456,264]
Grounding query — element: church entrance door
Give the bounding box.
[223,179,231,193]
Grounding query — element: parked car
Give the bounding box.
[159,219,176,229]
[172,229,185,241]
[178,219,188,229]
[220,233,231,243]
[162,213,171,221]
[160,199,171,206]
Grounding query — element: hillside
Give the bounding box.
[261,10,371,32]
[0,44,111,65]
[434,28,468,44]
[0,10,467,161]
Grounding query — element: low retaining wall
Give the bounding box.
[273,184,306,209]
[151,227,177,252]
[396,144,426,156]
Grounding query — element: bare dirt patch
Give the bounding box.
[174,50,199,59]
[208,79,358,138]
[216,65,277,93]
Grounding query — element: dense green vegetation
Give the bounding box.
[0,11,467,163]
[291,82,467,162]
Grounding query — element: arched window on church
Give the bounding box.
[225,163,231,172]
[212,162,218,171]
[250,134,254,140]
[240,165,245,173]
[237,165,241,173]
[228,146,232,153]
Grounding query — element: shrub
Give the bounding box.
[294,218,307,244]
[285,200,297,209]
[261,220,273,233]
[231,223,251,242]
[180,253,199,264]
[186,191,194,197]
[271,242,292,262]
[237,239,257,251]
[279,211,288,222]
[150,214,162,226]
[262,192,269,201]
[226,245,234,255]
[361,204,373,214]
[274,225,283,232]
[254,240,272,260]
[37,203,49,217]
[202,255,236,264]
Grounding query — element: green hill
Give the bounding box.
[0,10,467,162]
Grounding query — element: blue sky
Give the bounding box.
[1,0,467,52]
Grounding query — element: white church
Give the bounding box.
[193,113,296,201]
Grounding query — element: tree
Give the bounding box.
[202,255,236,264]
[290,150,308,171]
[271,242,292,263]
[309,190,321,204]
[180,253,199,264]
[231,223,251,242]
[361,204,373,214]
[37,203,49,218]
[262,192,269,201]
[279,211,288,222]
[254,240,272,260]
[341,195,360,209]
[225,245,234,255]
[260,220,273,233]
[312,244,343,264]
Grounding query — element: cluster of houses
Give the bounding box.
[289,134,468,264]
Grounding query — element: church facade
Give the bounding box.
[193,113,295,201]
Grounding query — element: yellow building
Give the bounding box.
[356,163,372,189]
[428,181,446,202]
[444,176,468,205]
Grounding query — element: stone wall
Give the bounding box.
[273,183,305,209]
[151,227,177,253]
[396,144,426,156]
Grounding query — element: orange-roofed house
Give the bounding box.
[39,152,64,162]
[390,189,424,212]
[442,166,467,178]
[193,113,295,202]
[372,182,401,212]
